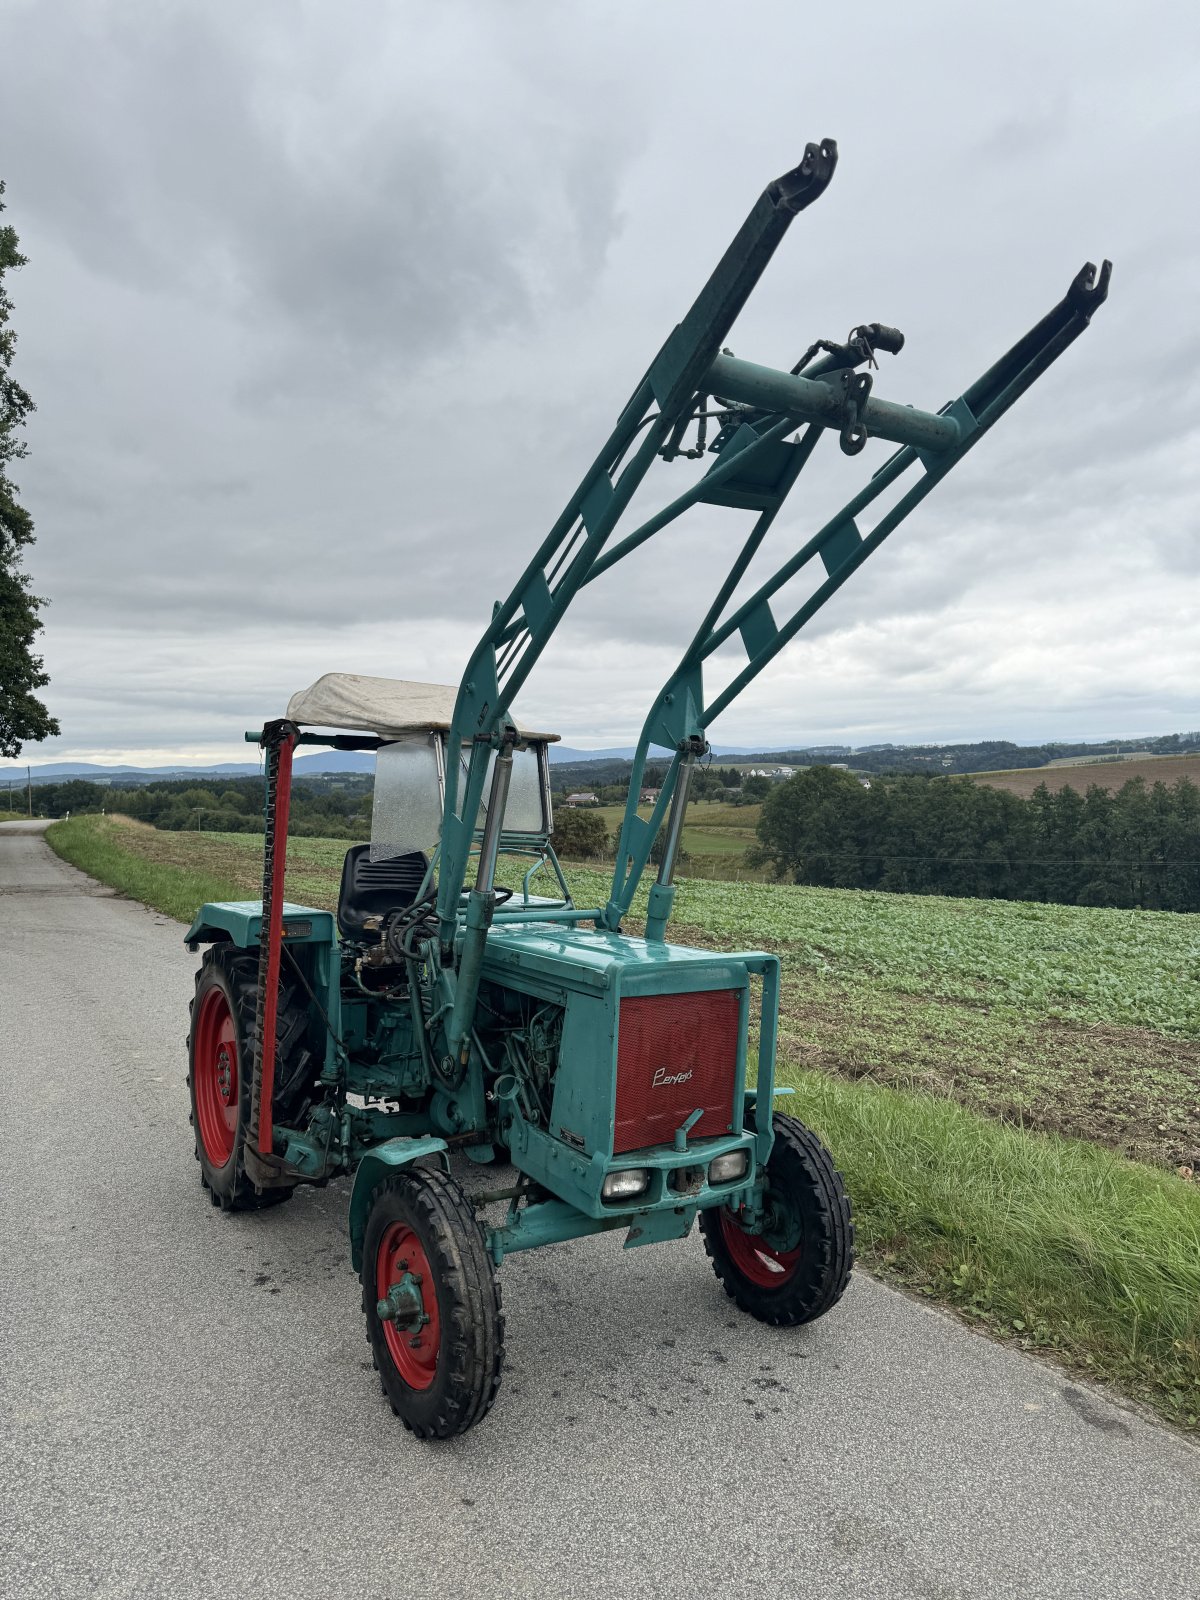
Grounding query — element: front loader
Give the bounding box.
[184,140,1110,1438]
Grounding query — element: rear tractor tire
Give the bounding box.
[361,1168,504,1440]
[699,1111,853,1326]
[187,944,314,1212]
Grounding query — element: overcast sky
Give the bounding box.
[1,0,1197,768]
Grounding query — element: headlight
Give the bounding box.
[601,1168,650,1202]
[709,1150,749,1184]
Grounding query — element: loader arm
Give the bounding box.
[435,137,841,943]
[434,137,1110,1055]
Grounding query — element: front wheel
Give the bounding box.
[699,1112,853,1326]
[361,1167,504,1439]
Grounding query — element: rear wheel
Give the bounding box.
[361,1168,504,1439]
[187,945,313,1211]
[699,1112,853,1325]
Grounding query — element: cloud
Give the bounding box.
[0,0,1197,764]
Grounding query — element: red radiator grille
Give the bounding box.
[613,990,740,1155]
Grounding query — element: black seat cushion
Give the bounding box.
[337,845,431,942]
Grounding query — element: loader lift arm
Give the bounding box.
[434,137,1110,1047]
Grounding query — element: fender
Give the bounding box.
[348,1137,451,1272]
[183,899,336,952]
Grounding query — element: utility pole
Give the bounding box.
[27,765,32,819]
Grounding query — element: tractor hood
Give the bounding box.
[480,922,755,1001]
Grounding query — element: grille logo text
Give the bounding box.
[652,1066,694,1088]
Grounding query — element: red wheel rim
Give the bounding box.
[375,1223,441,1390]
[193,986,239,1167]
[719,1207,803,1289]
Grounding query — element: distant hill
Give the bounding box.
[5,731,1197,787]
[0,751,377,786]
[3,744,762,785]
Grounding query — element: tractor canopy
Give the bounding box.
[285,672,560,868]
[286,673,559,744]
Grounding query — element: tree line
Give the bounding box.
[24,775,371,838]
[753,768,1200,912]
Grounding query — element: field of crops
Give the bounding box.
[969,752,1200,799]
[580,800,763,874]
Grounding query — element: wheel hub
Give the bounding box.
[376,1271,430,1332]
[216,1047,233,1104]
[720,1199,804,1287]
[375,1222,442,1389]
[757,1193,803,1255]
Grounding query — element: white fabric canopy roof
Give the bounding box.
[285,673,559,742]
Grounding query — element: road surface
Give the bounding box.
[1,819,1197,1599]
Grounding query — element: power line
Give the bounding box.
[780,852,1200,866]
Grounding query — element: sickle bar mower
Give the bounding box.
[184,140,1110,1437]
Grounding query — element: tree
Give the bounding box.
[0,181,57,758]
[754,765,865,883]
[738,775,772,806]
[550,807,611,860]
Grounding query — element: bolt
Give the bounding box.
[410,1336,423,1349]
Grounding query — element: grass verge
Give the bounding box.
[47,816,250,922]
[44,815,1200,1429]
[788,1065,1199,1429]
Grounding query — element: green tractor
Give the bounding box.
[184,141,1109,1438]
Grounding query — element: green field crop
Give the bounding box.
[562,868,1200,1037]
[574,800,762,868]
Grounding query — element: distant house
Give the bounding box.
[564,792,600,807]
[639,787,661,803]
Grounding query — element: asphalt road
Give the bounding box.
[1,819,1198,1600]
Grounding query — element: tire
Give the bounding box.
[187,944,315,1211]
[699,1112,853,1326]
[361,1168,504,1440]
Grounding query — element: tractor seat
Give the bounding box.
[337,845,432,943]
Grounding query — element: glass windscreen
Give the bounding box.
[371,736,549,862]
[370,734,444,861]
[458,744,546,835]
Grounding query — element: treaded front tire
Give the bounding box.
[187,944,305,1211]
[699,1111,853,1325]
[361,1168,504,1440]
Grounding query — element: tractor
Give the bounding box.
[184,140,1110,1438]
